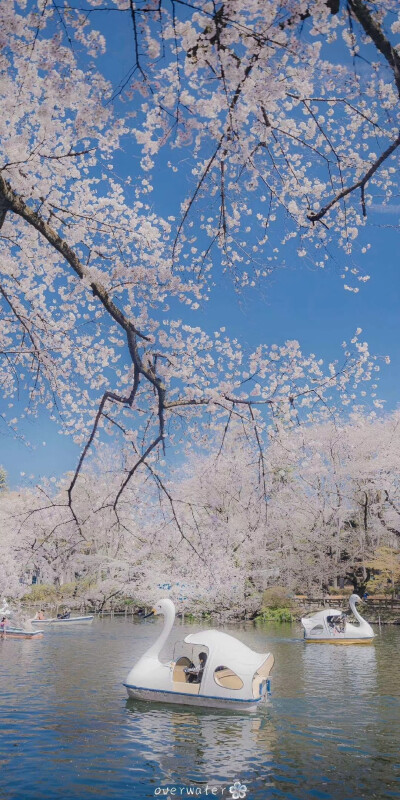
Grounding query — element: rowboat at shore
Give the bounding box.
[31,615,94,626]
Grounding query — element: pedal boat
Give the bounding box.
[124,599,274,712]
[31,614,94,625]
[301,594,375,643]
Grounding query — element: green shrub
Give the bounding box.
[257,607,293,622]
[262,585,293,609]
[22,584,57,602]
[57,581,77,598]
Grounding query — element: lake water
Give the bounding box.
[0,616,399,800]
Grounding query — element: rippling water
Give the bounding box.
[0,617,399,799]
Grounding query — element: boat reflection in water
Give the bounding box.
[302,636,377,694]
[125,700,276,786]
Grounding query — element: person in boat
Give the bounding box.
[35,610,45,620]
[0,616,8,638]
[57,609,71,619]
[327,613,346,633]
[184,652,207,683]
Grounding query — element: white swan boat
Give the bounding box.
[301,594,375,643]
[124,599,274,711]
[31,614,94,626]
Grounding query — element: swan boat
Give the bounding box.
[31,614,94,625]
[301,594,375,643]
[124,599,274,711]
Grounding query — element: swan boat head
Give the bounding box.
[124,598,274,710]
[301,593,375,642]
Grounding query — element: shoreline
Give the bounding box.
[16,599,400,625]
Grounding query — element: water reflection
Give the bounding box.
[0,619,399,800]
[301,640,378,696]
[269,637,400,800]
[125,701,276,784]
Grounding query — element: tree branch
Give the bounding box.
[0,174,168,502]
[308,131,400,222]
[348,0,400,98]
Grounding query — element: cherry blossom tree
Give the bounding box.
[0,0,397,556]
[0,486,38,598]
[0,449,157,606]
[140,411,400,605]
[2,410,400,608]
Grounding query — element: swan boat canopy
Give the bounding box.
[31,614,94,625]
[301,594,375,643]
[124,599,274,711]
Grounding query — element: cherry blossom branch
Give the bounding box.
[0,173,167,505]
[307,0,400,223]
[0,285,42,364]
[249,405,268,523]
[384,491,400,520]
[308,131,400,223]
[142,460,207,562]
[0,176,149,341]
[129,0,146,80]
[348,0,400,98]
[112,434,164,510]
[67,376,140,504]
[172,139,223,261]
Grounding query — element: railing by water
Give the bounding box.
[295,595,400,609]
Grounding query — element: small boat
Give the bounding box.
[124,599,274,711]
[1,626,44,639]
[31,614,94,625]
[301,594,375,643]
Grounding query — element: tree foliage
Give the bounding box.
[2,411,400,610]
